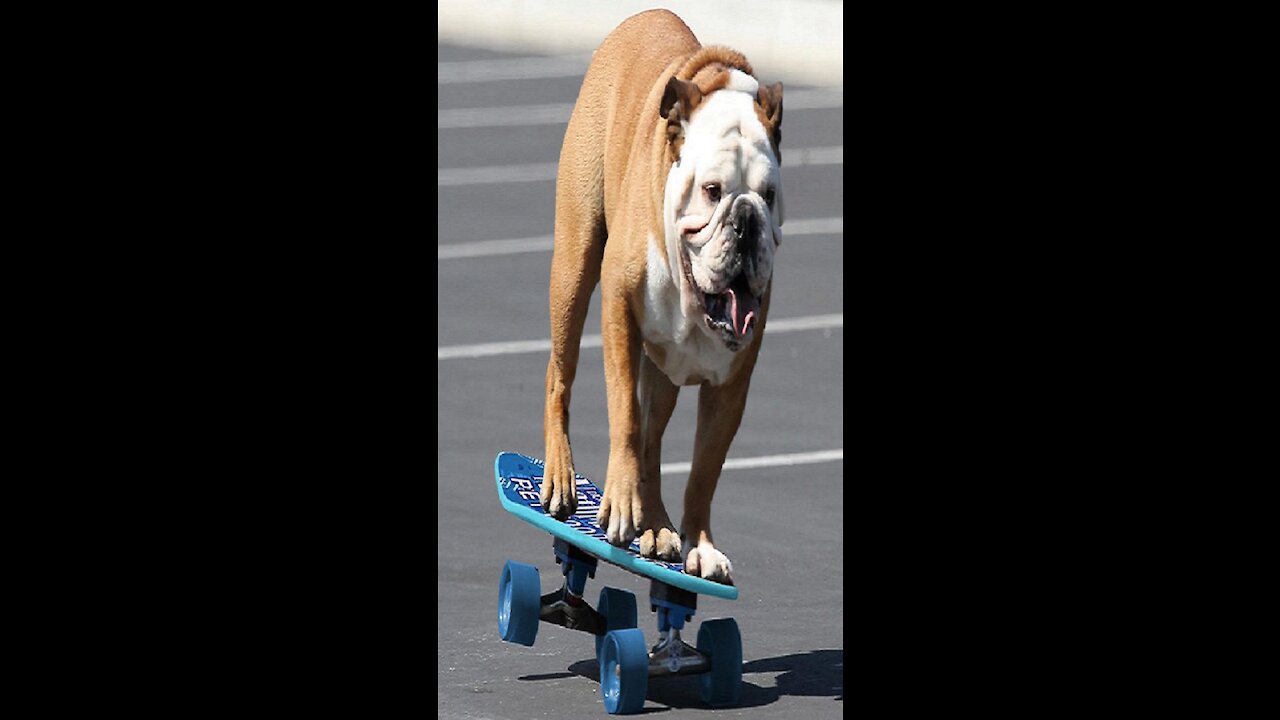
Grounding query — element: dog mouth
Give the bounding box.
[702,273,759,346]
[677,221,762,350]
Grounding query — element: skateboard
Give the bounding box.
[494,451,742,715]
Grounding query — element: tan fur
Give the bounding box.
[541,9,782,583]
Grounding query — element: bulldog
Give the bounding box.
[541,9,783,584]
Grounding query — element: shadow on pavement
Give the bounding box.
[743,649,843,701]
[517,671,576,681]
[552,648,843,710]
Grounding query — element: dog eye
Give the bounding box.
[765,187,776,207]
[704,184,721,203]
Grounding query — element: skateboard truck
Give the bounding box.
[539,539,606,635]
[647,580,709,676]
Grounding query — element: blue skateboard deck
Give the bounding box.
[495,451,738,600]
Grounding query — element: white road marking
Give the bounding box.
[438,102,576,129]
[437,217,842,260]
[437,161,559,186]
[780,216,843,236]
[437,313,842,360]
[659,448,843,475]
[437,55,592,84]
[438,146,843,186]
[437,88,844,129]
[762,313,844,333]
[438,235,554,260]
[789,146,842,165]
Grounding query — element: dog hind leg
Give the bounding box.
[542,106,607,521]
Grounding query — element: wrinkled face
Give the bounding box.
[664,86,782,351]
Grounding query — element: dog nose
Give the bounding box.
[732,203,758,260]
[732,203,757,241]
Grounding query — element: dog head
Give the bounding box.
[662,61,783,352]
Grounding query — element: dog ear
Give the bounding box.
[756,81,783,155]
[662,77,703,154]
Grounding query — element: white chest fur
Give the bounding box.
[641,234,738,386]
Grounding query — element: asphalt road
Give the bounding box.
[437,41,844,719]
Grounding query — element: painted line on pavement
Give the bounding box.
[438,313,842,360]
[437,217,842,260]
[439,146,843,186]
[659,448,843,475]
[437,88,844,129]
[437,55,592,84]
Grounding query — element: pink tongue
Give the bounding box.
[722,286,758,338]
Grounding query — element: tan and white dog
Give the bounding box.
[541,9,783,584]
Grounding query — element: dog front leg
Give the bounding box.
[637,351,682,560]
[681,367,756,584]
[596,289,645,548]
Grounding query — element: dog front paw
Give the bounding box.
[639,526,682,562]
[597,457,643,548]
[683,539,733,584]
[541,437,578,521]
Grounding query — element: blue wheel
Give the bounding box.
[595,587,638,659]
[599,628,648,714]
[696,618,742,706]
[498,560,540,646]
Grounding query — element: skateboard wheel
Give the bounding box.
[599,628,648,714]
[696,618,742,706]
[595,587,638,659]
[498,560,540,646]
